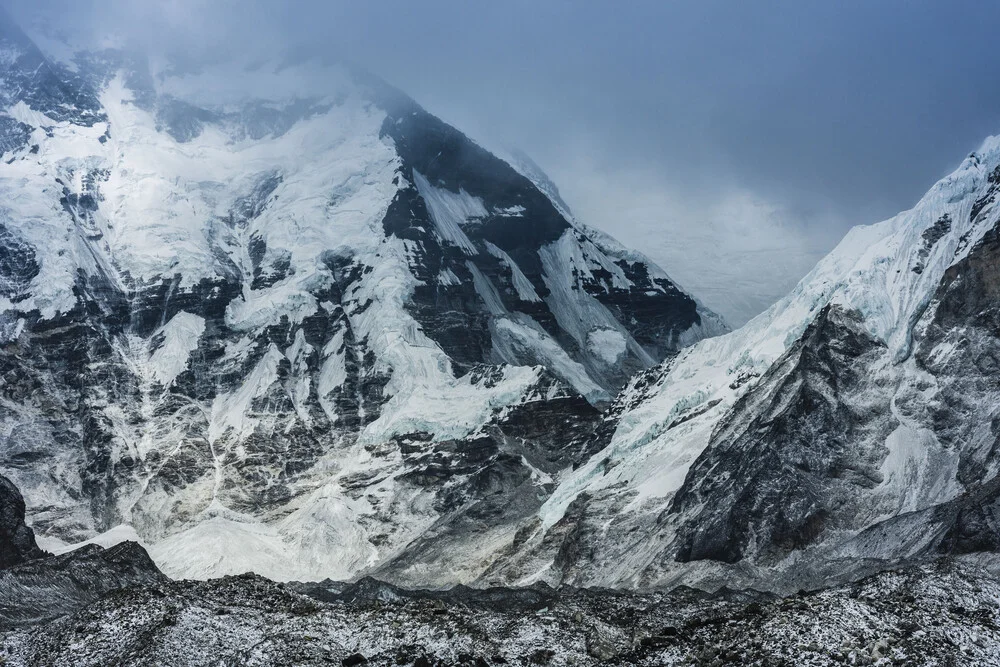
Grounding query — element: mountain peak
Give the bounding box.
[0,18,722,584]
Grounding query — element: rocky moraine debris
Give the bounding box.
[2,554,1000,665]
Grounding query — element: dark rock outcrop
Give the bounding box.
[670,306,892,564]
[0,474,44,568]
[0,541,164,628]
[0,474,164,628]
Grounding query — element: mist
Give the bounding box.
[8,0,1000,323]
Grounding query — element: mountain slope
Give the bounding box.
[488,141,1000,592]
[0,14,723,584]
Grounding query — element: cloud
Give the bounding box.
[7,0,1000,321]
[541,146,838,325]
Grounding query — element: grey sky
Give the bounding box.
[8,0,1000,323]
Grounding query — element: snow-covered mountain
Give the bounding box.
[6,4,1000,599]
[488,137,1000,592]
[0,13,726,583]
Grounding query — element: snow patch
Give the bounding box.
[484,240,541,302]
[467,261,507,316]
[493,317,605,403]
[437,267,461,286]
[36,524,147,555]
[495,205,525,216]
[6,101,58,128]
[317,329,347,423]
[412,170,483,255]
[148,312,205,387]
[538,230,650,366]
[587,328,627,364]
[208,343,283,444]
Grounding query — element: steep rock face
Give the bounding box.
[0,14,722,584]
[913,213,1000,490]
[825,216,1000,565]
[0,474,44,567]
[487,140,1000,592]
[670,305,893,565]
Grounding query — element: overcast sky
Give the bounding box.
[8,0,1000,323]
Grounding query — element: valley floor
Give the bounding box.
[2,558,999,666]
